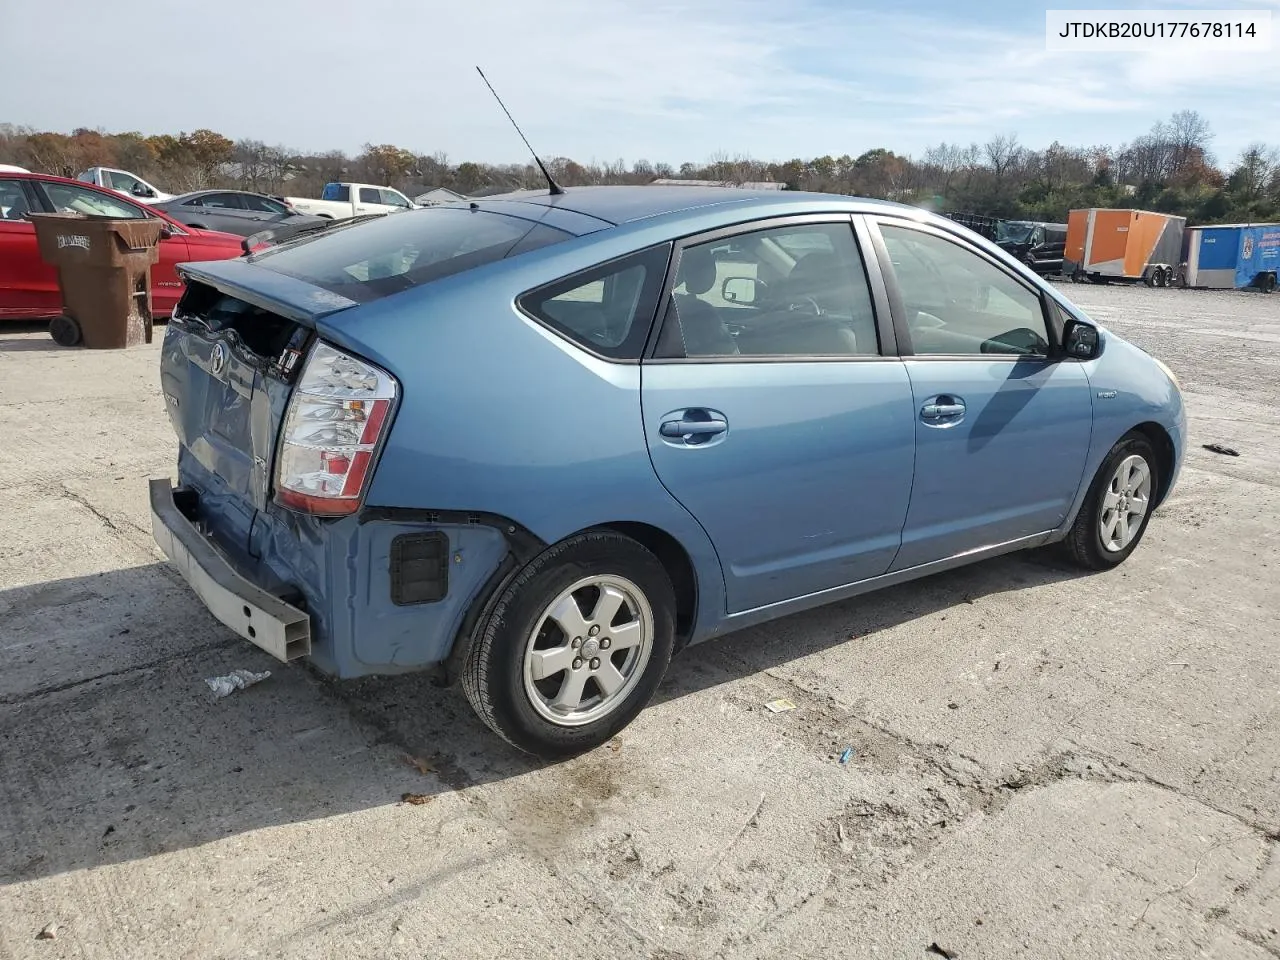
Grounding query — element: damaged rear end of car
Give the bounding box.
[152,206,581,678]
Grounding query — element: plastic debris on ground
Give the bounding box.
[37,923,58,941]
[205,668,271,699]
[1203,443,1239,456]
[839,747,855,764]
[764,698,797,714]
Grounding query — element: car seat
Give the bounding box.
[657,247,739,357]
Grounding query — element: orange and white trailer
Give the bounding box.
[1064,208,1186,287]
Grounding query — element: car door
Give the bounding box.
[640,216,916,613]
[379,189,413,212]
[240,193,293,226]
[34,179,191,316]
[866,216,1093,571]
[0,178,56,318]
[191,192,256,234]
[355,186,383,216]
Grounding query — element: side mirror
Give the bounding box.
[159,225,174,240]
[1061,318,1101,360]
[721,276,757,304]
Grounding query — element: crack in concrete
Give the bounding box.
[0,637,241,707]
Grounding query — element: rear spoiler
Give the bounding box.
[241,212,389,256]
[177,259,358,327]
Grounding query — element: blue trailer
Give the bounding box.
[1183,223,1280,292]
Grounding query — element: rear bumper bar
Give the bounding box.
[149,477,312,662]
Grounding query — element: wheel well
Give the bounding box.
[594,522,697,649]
[1130,421,1176,508]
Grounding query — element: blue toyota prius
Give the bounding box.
[150,185,1186,757]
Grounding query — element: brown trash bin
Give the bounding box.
[28,213,166,348]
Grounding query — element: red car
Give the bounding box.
[0,171,247,321]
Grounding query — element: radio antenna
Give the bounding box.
[475,66,564,196]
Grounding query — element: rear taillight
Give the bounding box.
[274,341,398,516]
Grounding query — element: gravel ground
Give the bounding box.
[1,282,1278,960]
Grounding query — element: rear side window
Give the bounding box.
[251,207,573,303]
[518,244,672,360]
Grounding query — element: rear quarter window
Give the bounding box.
[517,244,673,361]
[249,207,574,303]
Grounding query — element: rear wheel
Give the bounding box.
[1063,433,1160,570]
[462,531,676,758]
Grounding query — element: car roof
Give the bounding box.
[470,185,914,227]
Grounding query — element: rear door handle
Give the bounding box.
[920,395,966,422]
[660,418,727,438]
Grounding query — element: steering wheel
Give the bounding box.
[787,295,823,316]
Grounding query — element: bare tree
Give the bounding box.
[984,133,1024,185]
[1168,109,1214,173]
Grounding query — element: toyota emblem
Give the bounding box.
[210,341,228,376]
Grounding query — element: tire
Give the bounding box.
[1063,432,1160,571]
[49,314,81,347]
[461,531,677,759]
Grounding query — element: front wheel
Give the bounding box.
[461,531,676,758]
[1063,433,1160,570]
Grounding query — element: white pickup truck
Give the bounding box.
[284,182,418,220]
[76,166,173,203]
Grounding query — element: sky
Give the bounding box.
[1,0,1276,169]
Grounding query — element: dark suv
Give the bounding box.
[996,221,1067,275]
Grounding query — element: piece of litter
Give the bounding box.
[608,738,623,753]
[37,923,57,941]
[1202,443,1239,457]
[401,793,433,806]
[765,698,797,714]
[839,747,854,764]
[205,669,271,699]
[836,822,846,843]
[947,701,960,710]
[926,943,958,959]
[402,754,434,775]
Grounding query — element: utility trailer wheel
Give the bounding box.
[49,314,82,347]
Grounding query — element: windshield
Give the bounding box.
[997,222,1036,244]
[250,207,574,303]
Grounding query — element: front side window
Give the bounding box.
[107,171,142,192]
[380,189,410,208]
[242,195,287,214]
[41,183,147,219]
[880,223,1050,356]
[252,206,573,303]
[519,244,671,360]
[654,221,880,359]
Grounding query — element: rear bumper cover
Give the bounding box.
[150,477,312,662]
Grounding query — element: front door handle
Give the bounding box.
[660,418,727,438]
